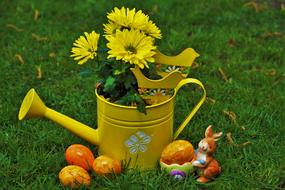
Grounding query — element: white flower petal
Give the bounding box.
[130,146,138,154]
[136,131,146,138]
[139,145,147,152]
[141,136,151,144]
[130,135,138,143]
[125,140,134,147]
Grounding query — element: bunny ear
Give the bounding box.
[205,125,213,137]
[213,132,223,141]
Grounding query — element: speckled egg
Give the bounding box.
[59,165,91,188]
[65,144,95,171]
[161,140,194,165]
[92,155,122,176]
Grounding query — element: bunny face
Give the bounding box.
[198,139,208,152]
[198,138,216,154]
[198,125,222,154]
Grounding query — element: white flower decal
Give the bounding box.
[165,66,180,73]
[125,131,152,154]
[150,88,166,96]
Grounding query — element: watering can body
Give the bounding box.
[96,90,174,168]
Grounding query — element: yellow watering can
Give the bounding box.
[18,48,206,169]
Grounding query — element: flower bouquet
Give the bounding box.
[71,7,197,113]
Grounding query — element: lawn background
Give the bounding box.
[1,0,285,189]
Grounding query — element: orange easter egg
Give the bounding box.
[92,155,122,176]
[161,140,194,165]
[65,144,95,171]
[59,165,91,188]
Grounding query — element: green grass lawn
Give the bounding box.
[1,0,285,189]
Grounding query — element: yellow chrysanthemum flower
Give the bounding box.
[143,20,162,39]
[106,7,162,39]
[130,10,149,29]
[103,21,122,36]
[71,31,100,65]
[107,7,131,27]
[106,29,156,69]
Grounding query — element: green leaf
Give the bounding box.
[104,76,116,92]
[122,71,137,89]
[113,63,131,75]
[114,70,122,75]
[135,94,147,114]
[115,92,146,114]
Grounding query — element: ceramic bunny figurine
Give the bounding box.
[192,125,223,183]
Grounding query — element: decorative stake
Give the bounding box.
[130,66,185,89]
[154,48,199,67]
[130,48,200,89]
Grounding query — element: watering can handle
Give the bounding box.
[173,78,206,139]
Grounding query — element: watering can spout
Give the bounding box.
[18,88,100,146]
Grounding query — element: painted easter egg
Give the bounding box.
[59,165,91,188]
[92,155,122,176]
[161,140,194,165]
[65,144,95,171]
[170,170,186,180]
